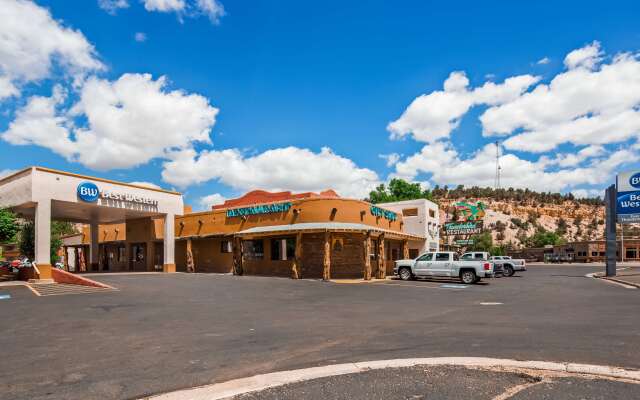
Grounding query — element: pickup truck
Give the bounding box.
[394,251,494,284]
[489,256,526,277]
[461,252,503,276]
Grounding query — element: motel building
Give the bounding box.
[0,167,438,281]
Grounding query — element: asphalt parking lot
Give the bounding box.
[1,265,639,399]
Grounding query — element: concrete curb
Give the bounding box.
[144,357,640,400]
[601,276,640,289]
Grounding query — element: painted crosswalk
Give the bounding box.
[29,283,116,297]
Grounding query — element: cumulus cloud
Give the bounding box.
[98,0,129,14]
[143,0,185,12]
[2,73,218,170]
[393,141,633,193]
[134,32,147,42]
[0,0,104,100]
[195,0,225,23]
[572,188,603,199]
[482,42,640,152]
[379,153,400,167]
[198,193,226,210]
[162,146,381,199]
[387,71,539,143]
[141,0,224,23]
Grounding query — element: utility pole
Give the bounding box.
[494,141,501,190]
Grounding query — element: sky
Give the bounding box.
[1,0,640,210]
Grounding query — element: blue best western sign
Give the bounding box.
[77,182,99,202]
[616,170,640,223]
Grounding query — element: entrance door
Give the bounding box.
[130,243,147,271]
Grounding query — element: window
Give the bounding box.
[409,249,419,259]
[417,253,433,261]
[591,251,598,257]
[435,253,450,261]
[474,253,485,260]
[460,253,473,260]
[118,246,126,262]
[391,248,399,261]
[245,240,264,260]
[599,252,605,257]
[402,208,418,217]
[429,209,436,218]
[220,240,232,253]
[270,238,295,261]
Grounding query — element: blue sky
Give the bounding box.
[1,0,640,209]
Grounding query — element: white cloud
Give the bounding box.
[195,0,225,23]
[134,32,147,42]
[387,71,539,143]
[379,153,400,167]
[537,57,551,65]
[0,0,104,100]
[129,181,161,189]
[2,73,218,170]
[564,41,603,70]
[393,141,632,193]
[482,43,640,152]
[571,188,603,199]
[162,146,381,199]
[198,193,226,210]
[1,85,76,158]
[537,145,605,168]
[142,0,185,12]
[98,0,129,14]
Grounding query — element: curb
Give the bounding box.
[144,357,640,400]
[602,276,640,289]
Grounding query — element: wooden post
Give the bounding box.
[292,232,302,279]
[376,233,386,279]
[186,238,195,273]
[323,231,331,281]
[363,232,372,280]
[232,237,244,276]
[63,247,69,271]
[402,239,409,260]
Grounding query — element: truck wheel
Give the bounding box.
[399,267,413,281]
[503,265,514,277]
[460,270,476,284]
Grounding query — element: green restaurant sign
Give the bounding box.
[226,202,292,218]
[443,221,482,235]
[370,205,397,221]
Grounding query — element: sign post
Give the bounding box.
[605,184,617,277]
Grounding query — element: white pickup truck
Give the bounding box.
[489,256,526,277]
[394,251,495,284]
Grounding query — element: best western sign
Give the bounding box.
[77,182,159,206]
[617,170,640,223]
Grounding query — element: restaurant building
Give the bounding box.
[62,187,428,280]
[507,239,640,263]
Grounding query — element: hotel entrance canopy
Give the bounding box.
[0,167,183,279]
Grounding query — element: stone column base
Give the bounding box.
[36,264,53,279]
[163,263,176,273]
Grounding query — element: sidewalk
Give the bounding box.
[599,266,640,288]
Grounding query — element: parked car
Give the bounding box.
[394,251,494,284]
[489,256,526,277]
[461,251,503,276]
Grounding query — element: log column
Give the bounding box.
[376,233,386,279]
[402,239,409,260]
[291,232,302,279]
[232,237,244,276]
[323,231,331,281]
[363,232,372,280]
[186,238,195,273]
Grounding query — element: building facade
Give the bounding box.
[508,239,640,262]
[376,198,440,257]
[63,189,426,280]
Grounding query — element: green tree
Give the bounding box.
[528,228,565,248]
[368,178,434,203]
[470,232,493,252]
[0,208,19,243]
[18,221,78,264]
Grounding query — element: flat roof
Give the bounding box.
[0,166,181,196]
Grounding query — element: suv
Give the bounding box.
[460,252,503,276]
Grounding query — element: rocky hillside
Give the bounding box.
[437,198,605,248]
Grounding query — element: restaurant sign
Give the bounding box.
[443,221,483,235]
[226,202,292,218]
[370,205,397,221]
